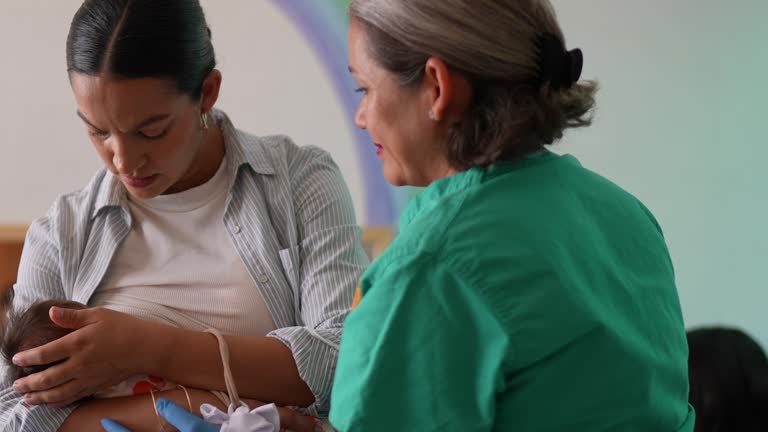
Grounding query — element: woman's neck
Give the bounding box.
[164,124,226,195]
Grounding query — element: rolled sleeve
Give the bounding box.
[268,147,368,415]
[268,326,343,416]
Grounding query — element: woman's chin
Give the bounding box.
[123,182,164,200]
[382,169,408,187]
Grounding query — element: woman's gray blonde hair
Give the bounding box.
[349,0,597,169]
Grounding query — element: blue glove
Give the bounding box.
[101,398,217,432]
[100,419,131,432]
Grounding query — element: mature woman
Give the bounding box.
[0,1,367,430]
[329,0,695,430]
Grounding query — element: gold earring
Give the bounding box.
[201,112,209,130]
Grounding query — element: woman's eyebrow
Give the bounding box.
[76,111,171,131]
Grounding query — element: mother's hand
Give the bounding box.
[11,306,162,406]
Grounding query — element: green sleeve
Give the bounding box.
[330,253,509,431]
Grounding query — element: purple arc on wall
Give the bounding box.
[270,0,407,226]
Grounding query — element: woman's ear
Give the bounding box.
[423,57,472,124]
[200,69,222,114]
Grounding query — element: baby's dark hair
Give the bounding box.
[0,288,86,382]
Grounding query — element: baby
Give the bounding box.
[0,289,320,431]
[0,288,175,397]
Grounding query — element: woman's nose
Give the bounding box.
[354,104,367,130]
[111,137,146,174]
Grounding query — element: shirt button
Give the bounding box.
[259,274,269,283]
[233,225,241,234]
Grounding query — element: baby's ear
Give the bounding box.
[0,287,14,310]
[0,287,14,337]
[1,287,14,323]
[0,288,11,357]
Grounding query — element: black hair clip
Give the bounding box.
[536,32,583,90]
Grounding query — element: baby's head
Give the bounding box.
[1,288,86,382]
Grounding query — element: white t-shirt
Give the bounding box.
[91,157,277,336]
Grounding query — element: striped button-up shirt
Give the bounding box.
[0,110,368,431]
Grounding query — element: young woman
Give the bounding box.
[1,1,367,430]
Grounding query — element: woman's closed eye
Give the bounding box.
[89,129,110,139]
[138,128,168,140]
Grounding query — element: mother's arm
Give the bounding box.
[265,146,370,415]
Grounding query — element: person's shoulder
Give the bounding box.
[240,132,299,153]
[220,110,333,172]
[560,156,666,235]
[236,131,333,171]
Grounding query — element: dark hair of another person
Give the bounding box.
[687,327,768,432]
[66,0,216,99]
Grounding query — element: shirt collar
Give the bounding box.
[91,170,125,220]
[399,150,563,229]
[398,167,484,230]
[214,109,275,177]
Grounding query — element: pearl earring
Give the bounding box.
[428,110,436,121]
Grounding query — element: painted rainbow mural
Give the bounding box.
[270,0,414,226]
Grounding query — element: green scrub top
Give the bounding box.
[330,151,694,431]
